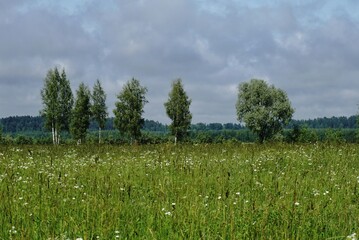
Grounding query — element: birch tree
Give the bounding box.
[70,82,91,144]
[40,67,73,144]
[91,79,108,144]
[59,69,74,132]
[113,78,148,144]
[164,79,192,144]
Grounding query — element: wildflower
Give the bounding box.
[165,211,172,216]
[9,226,17,234]
[294,202,300,206]
[347,233,357,240]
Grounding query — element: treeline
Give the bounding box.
[0,115,358,144]
[0,116,242,133]
[0,116,165,133]
[1,115,357,133]
[289,116,357,129]
[0,126,357,145]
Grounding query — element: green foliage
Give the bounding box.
[40,67,73,144]
[236,79,294,143]
[113,78,148,143]
[40,68,58,131]
[289,115,357,129]
[164,79,192,142]
[0,144,358,239]
[91,79,108,143]
[70,83,91,143]
[324,129,344,143]
[286,124,302,143]
[59,69,74,131]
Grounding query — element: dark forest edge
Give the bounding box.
[0,115,358,144]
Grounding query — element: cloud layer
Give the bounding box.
[1,0,358,123]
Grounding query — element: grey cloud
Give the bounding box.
[0,0,358,122]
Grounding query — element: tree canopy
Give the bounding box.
[40,67,73,144]
[113,78,148,143]
[91,79,108,143]
[236,79,294,143]
[164,79,192,143]
[70,83,91,143]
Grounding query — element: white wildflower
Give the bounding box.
[347,233,357,240]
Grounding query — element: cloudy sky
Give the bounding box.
[1,0,358,123]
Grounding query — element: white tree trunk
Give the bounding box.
[54,127,59,145]
[51,123,55,145]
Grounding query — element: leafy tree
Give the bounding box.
[91,79,108,144]
[236,79,294,143]
[113,78,148,143]
[59,69,74,131]
[40,67,73,144]
[164,79,192,143]
[40,68,60,144]
[70,83,91,144]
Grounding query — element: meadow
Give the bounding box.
[0,143,358,239]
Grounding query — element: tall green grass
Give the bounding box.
[0,143,358,239]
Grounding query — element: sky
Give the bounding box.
[0,0,359,123]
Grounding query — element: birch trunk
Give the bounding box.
[54,128,59,145]
[98,127,102,144]
[52,122,55,145]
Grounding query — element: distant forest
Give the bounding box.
[0,115,357,133]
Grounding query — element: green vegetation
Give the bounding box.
[0,117,358,144]
[113,78,148,144]
[164,79,192,143]
[2,115,357,134]
[40,67,74,145]
[91,79,108,144]
[70,83,92,144]
[0,143,358,239]
[236,79,294,143]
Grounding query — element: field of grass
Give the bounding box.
[0,143,358,239]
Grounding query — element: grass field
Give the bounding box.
[0,143,358,239]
